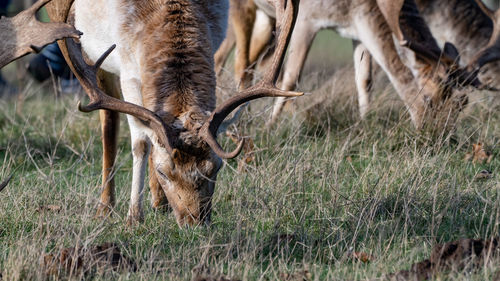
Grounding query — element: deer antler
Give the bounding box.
[475,0,496,20]
[377,0,450,64]
[199,0,303,159]
[64,39,175,153]
[0,0,81,68]
[378,0,486,89]
[0,175,12,193]
[467,1,500,74]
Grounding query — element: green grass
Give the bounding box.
[0,58,499,280]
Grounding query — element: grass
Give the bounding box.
[0,40,499,280]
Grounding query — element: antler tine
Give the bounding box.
[474,0,496,22]
[65,38,174,154]
[377,0,455,65]
[0,0,81,68]
[200,0,303,159]
[466,3,500,77]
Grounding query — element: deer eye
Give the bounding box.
[156,169,169,181]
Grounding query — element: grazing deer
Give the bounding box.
[216,0,484,128]
[46,0,302,226]
[0,0,80,190]
[354,0,500,118]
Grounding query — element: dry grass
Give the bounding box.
[0,34,499,280]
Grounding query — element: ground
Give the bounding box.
[0,31,499,280]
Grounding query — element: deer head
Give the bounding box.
[0,0,80,68]
[378,0,487,127]
[63,0,301,226]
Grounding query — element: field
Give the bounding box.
[0,31,499,280]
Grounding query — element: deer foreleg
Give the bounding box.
[96,71,120,218]
[119,72,151,225]
[231,0,257,89]
[269,20,317,125]
[353,41,373,119]
[214,22,236,78]
[353,9,426,128]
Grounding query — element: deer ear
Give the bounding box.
[444,42,460,64]
[171,149,183,165]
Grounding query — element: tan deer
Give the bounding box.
[0,0,81,190]
[354,0,500,118]
[46,0,302,226]
[216,0,485,128]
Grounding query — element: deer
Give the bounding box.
[45,0,302,226]
[354,0,500,118]
[0,0,81,190]
[215,0,486,128]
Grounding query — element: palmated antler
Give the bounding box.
[64,39,175,154]
[467,1,500,73]
[198,0,303,159]
[0,0,81,68]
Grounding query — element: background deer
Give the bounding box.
[216,0,485,128]
[354,0,500,118]
[46,0,301,226]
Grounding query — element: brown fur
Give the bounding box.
[230,0,257,89]
[96,71,121,217]
[148,154,169,210]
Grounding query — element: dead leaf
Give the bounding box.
[351,251,375,263]
[465,143,493,164]
[36,205,62,213]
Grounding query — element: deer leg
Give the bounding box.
[214,22,235,78]
[118,73,151,225]
[268,21,317,125]
[248,9,274,66]
[353,8,426,128]
[231,0,257,89]
[148,151,169,212]
[95,71,120,218]
[127,126,150,225]
[353,41,373,119]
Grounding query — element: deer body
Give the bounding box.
[48,0,301,226]
[72,0,229,224]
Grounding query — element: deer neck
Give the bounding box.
[417,0,493,64]
[130,0,217,127]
